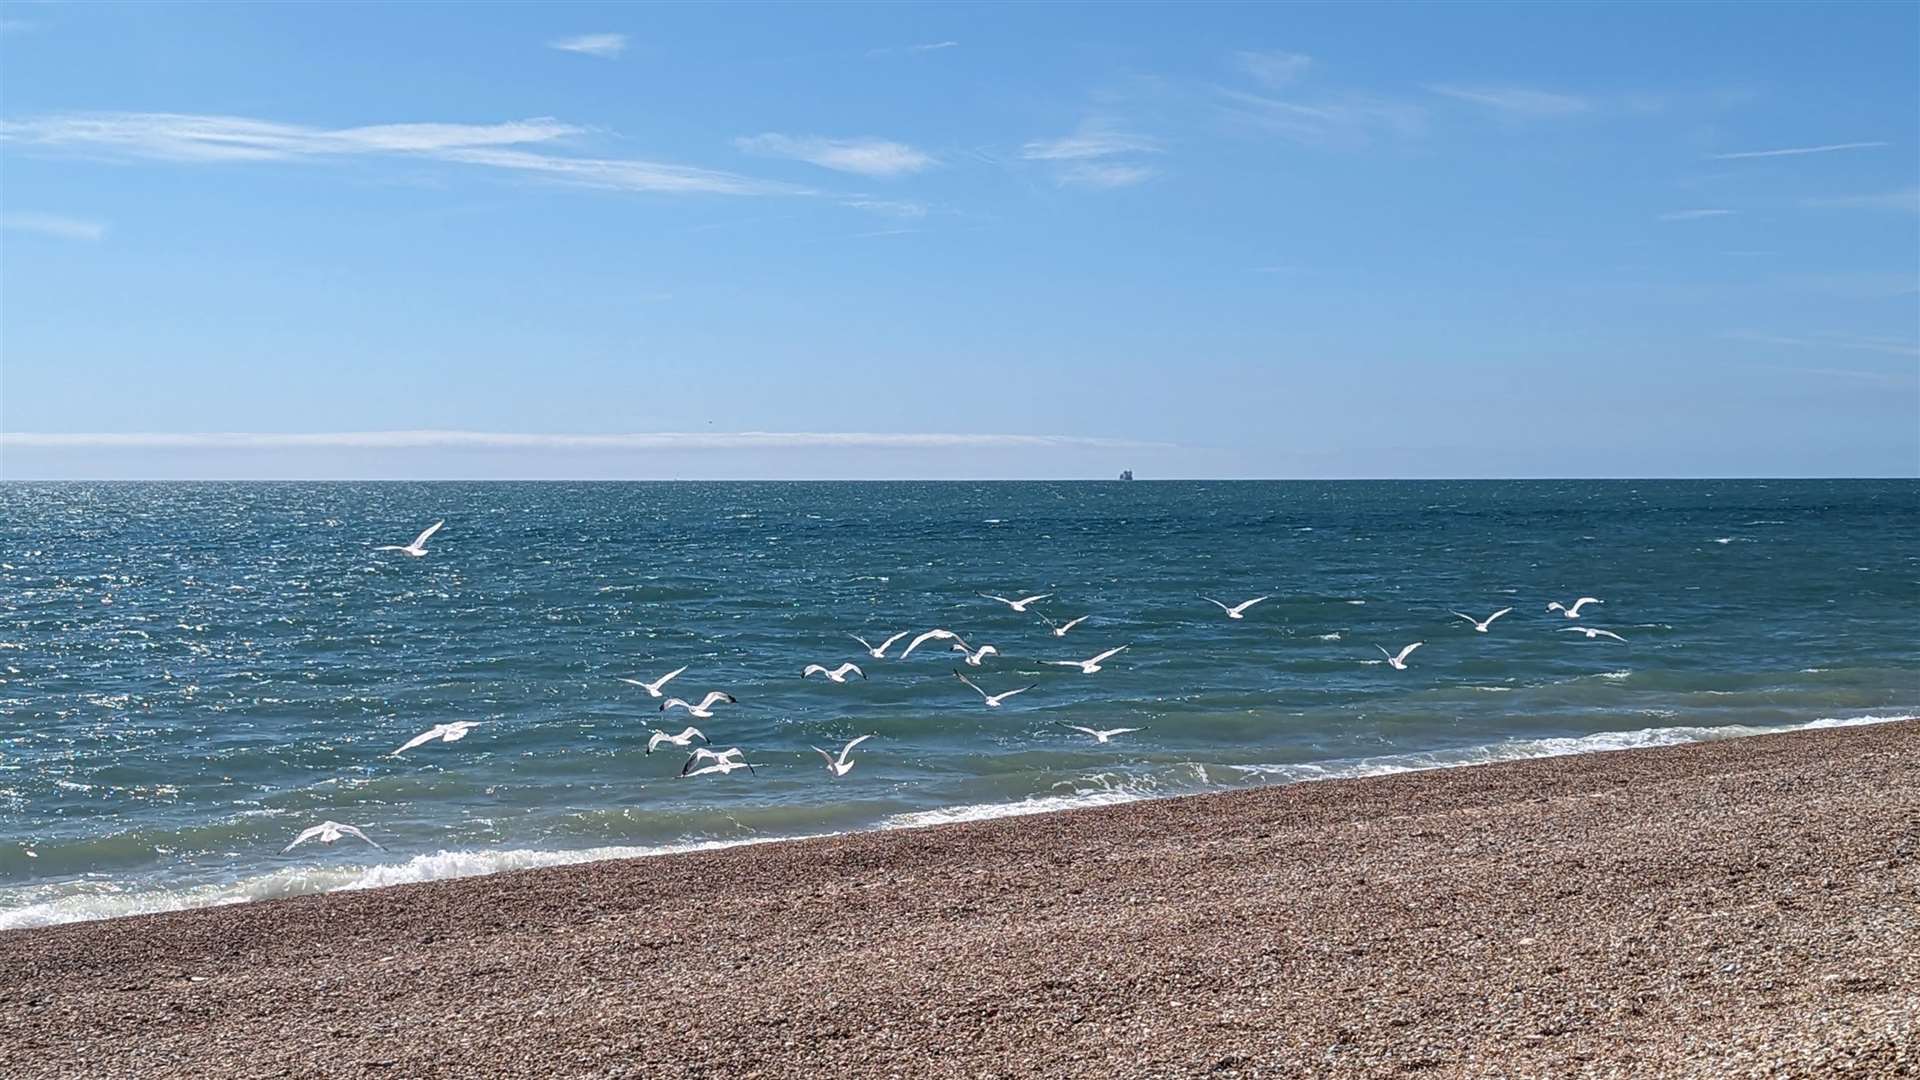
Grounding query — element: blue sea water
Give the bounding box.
[1,480,1914,928]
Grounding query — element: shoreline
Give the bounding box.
[9,711,1911,932]
[4,719,1916,1077]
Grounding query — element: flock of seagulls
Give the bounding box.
[284,521,1631,856]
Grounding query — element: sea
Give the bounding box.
[2,479,1914,929]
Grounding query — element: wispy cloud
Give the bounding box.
[1231,50,1313,88]
[1021,120,1160,161]
[1055,162,1157,189]
[867,41,959,57]
[841,199,928,219]
[1021,119,1162,188]
[734,134,935,177]
[1217,89,1424,148]
[548,33,627,59]
[1,111,798,196]
[1802,188,1920,214]
[1427,84,1590,117]
[1710,141,1887,160]
[0,212,107,241]
[1658,208,1736,221]
[0,431,1165,452]
[1723,331,1920,358]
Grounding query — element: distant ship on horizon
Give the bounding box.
[1119,469,1135,481]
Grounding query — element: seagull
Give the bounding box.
[811,734,874,778]
[1037,613,1091,637]
[1377,642,1423,670]
[899,629,968,658]
[1450,607,1513,633]
[1202,595,1271,620]
[680,748,757,778]
[618,665,688,698]
[950,643,999,667]
[374,520,443,558]
[981,592,1052,613]
[1561,626,1628,643]
[954,670,1035,707]
[392,721,481,756]
[1057,723,1143,744]
[660,691,736,718]
[849,631,912,659]
[1547,597,1603,618]
[282,821,383,854]
[646,727,708,754]
[803,662,866,682]
[1045,645,1129,674]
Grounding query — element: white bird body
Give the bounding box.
[1562,626,1628,643]
[803,662,866,683]
[850,631,911,659]
[1038,613,1091,637]
[1378,642,1424,670]
[1451,608,1513,633]
[811,734,873,778]
[374,520,443,558]
[647,726,709,754]
[282,820,383,854]
[900,629,968,658]
[981,592,1052,613]
[954,670,1035,707]
[1547,597,1603,618]
[1202,595,1271,620]
[1059,723,1142,744]
[660,691,736,718]
[1045,645,1130,674]
[393,721,481,756]
[950,643,999,667]
[618,665,688,698]
[680,748,757,778]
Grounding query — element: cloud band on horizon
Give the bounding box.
[0,431,1171,452]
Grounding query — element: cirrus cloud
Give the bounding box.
[733,134,935,177]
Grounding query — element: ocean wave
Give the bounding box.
[0,837,801,931]
[1229,712,1913,783]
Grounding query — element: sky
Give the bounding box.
[1,1,1916,479]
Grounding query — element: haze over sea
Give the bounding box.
[2,478,1914,929]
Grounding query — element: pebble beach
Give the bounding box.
[3,718,1915,1078]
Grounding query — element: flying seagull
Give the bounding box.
[1202,595,1271,620]
[392,721,482,756]
[981,592,1052,612]
[951,643,999,667]
[374,520,443,558]
[1037,612,1091,637]
[1451,608,1513,633]
[1057,723,1143,744]
[646,726,708,754]
[680,748,757,778]
[811,734,874,778]
[660,691,736,718]
[954,670,1035,708]
[849,631,911,659]
[803,662,866,683]
[282,821,383,854]
[618,665,688,698]
[900,629,969,658]
[1561,626,1628,643]
[1377,642,1423,670]
[1547,597,1603,618]
[1045,645,1130,674]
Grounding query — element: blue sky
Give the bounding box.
[1,1,1915,479]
